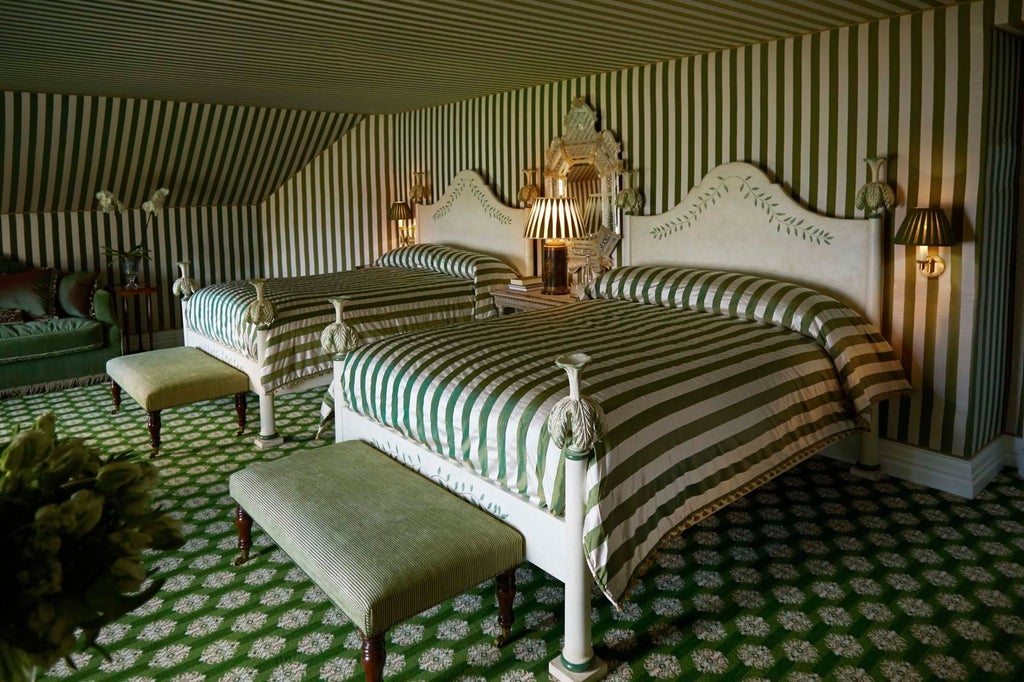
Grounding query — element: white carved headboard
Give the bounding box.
[417,170,532,276]
[623,162,883,325]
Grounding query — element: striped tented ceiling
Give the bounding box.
[0,0,967,115]
[0,92,364,213]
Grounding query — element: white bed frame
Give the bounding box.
[178,170,530,447]
[332,162,883,681]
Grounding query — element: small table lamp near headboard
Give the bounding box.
[524,197,585,295]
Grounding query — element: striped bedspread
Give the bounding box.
[184,245,515,394]
[342,266,910,603]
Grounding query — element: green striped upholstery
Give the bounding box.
[589,266,909,415]
[374,244,518,319]
[342,267,910,602]
[229,441,524,637]
[106,347,249,411]
[186,247,514,396]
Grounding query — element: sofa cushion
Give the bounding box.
[0,317,104,364]
[0,255,28,274]
[57,272,100,318]
[0,308,23,325]
[0,268,57,320]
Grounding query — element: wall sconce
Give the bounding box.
[388,201,415,246]
[409,172,430,204]
[524,197,585,295]
[893,207,954,277]
[517,168,540,206]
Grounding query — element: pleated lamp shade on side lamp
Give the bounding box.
[523,197,585,295]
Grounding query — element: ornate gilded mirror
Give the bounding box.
[544,97,624,278]
[544,97,623,234]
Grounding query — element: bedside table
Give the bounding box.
[492,289,576,315]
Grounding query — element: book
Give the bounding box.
[509,277,542,287]
[508,283,542,292]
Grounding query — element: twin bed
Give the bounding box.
[327,161,910,680]
[189,161,909,681]
[179,170,531,445]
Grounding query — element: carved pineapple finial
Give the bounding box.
[548,352,606,457]
[172,260,200,301]
[242,279,276,330]
[321,296,361,359]
[855,157,896,217]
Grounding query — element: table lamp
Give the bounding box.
[524,197,585,295]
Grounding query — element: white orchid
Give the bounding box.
[95,190,126,214]
[142,187,170,216]
[96,187,172,265]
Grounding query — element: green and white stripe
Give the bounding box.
[187,246,514,394]
[342,268,909,601]
[374,243,518,319]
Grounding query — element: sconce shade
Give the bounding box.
[893,208,953,246]
[387,201,413,221]
[524,197,585,240]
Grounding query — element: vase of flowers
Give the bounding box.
[0,414,184,681]
[98,188,171,288]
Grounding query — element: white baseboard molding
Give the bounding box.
[819,433,1021,499]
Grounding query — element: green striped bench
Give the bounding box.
[229,440,525,682]
[107,347,250,457]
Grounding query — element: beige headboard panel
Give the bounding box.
[417,170,532,276]
[623,162,883,325]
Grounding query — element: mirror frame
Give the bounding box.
[544,97,623,235]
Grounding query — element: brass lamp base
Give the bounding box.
[541,240,569,295]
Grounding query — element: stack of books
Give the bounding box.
[508,277,542,292]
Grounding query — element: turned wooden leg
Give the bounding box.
[361,632,385,682]
[234,392,247,435]
[110,381,122,414]
[495,567,517,646]
[234,504,253,566]
[147,410,161,458]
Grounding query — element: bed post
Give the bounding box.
[853,214,885,480]
[172,260,200,346]
[548,353,608,682]
[322,296,361,443]
[243,279,283,448]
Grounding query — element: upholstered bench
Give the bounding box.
[106,347,250,457]
[229,441,525,682]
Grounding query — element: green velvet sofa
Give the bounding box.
[1,256,121,398]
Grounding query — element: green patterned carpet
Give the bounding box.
[2,384,1023,681]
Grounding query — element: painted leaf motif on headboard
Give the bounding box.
[650,175,834,245]
[432,175,512,225]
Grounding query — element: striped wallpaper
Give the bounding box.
[262,0,1024,458]
[986,30,1024,438]
[260,116,393,277]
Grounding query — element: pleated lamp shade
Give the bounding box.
[524,197,585,240]
[893,208,953,246]
[387,201,413,221]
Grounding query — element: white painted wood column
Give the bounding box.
[548,352,607,682]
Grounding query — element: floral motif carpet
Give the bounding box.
[2,384,1022,681]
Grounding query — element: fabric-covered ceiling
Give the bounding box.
[0,0,966,114]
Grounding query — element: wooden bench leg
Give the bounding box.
[234,504,253,566]
[234,392,247,435]
[495,567,516,646]
[110,381,122,414]
[147,410,161,458]
[361,632,385,682]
